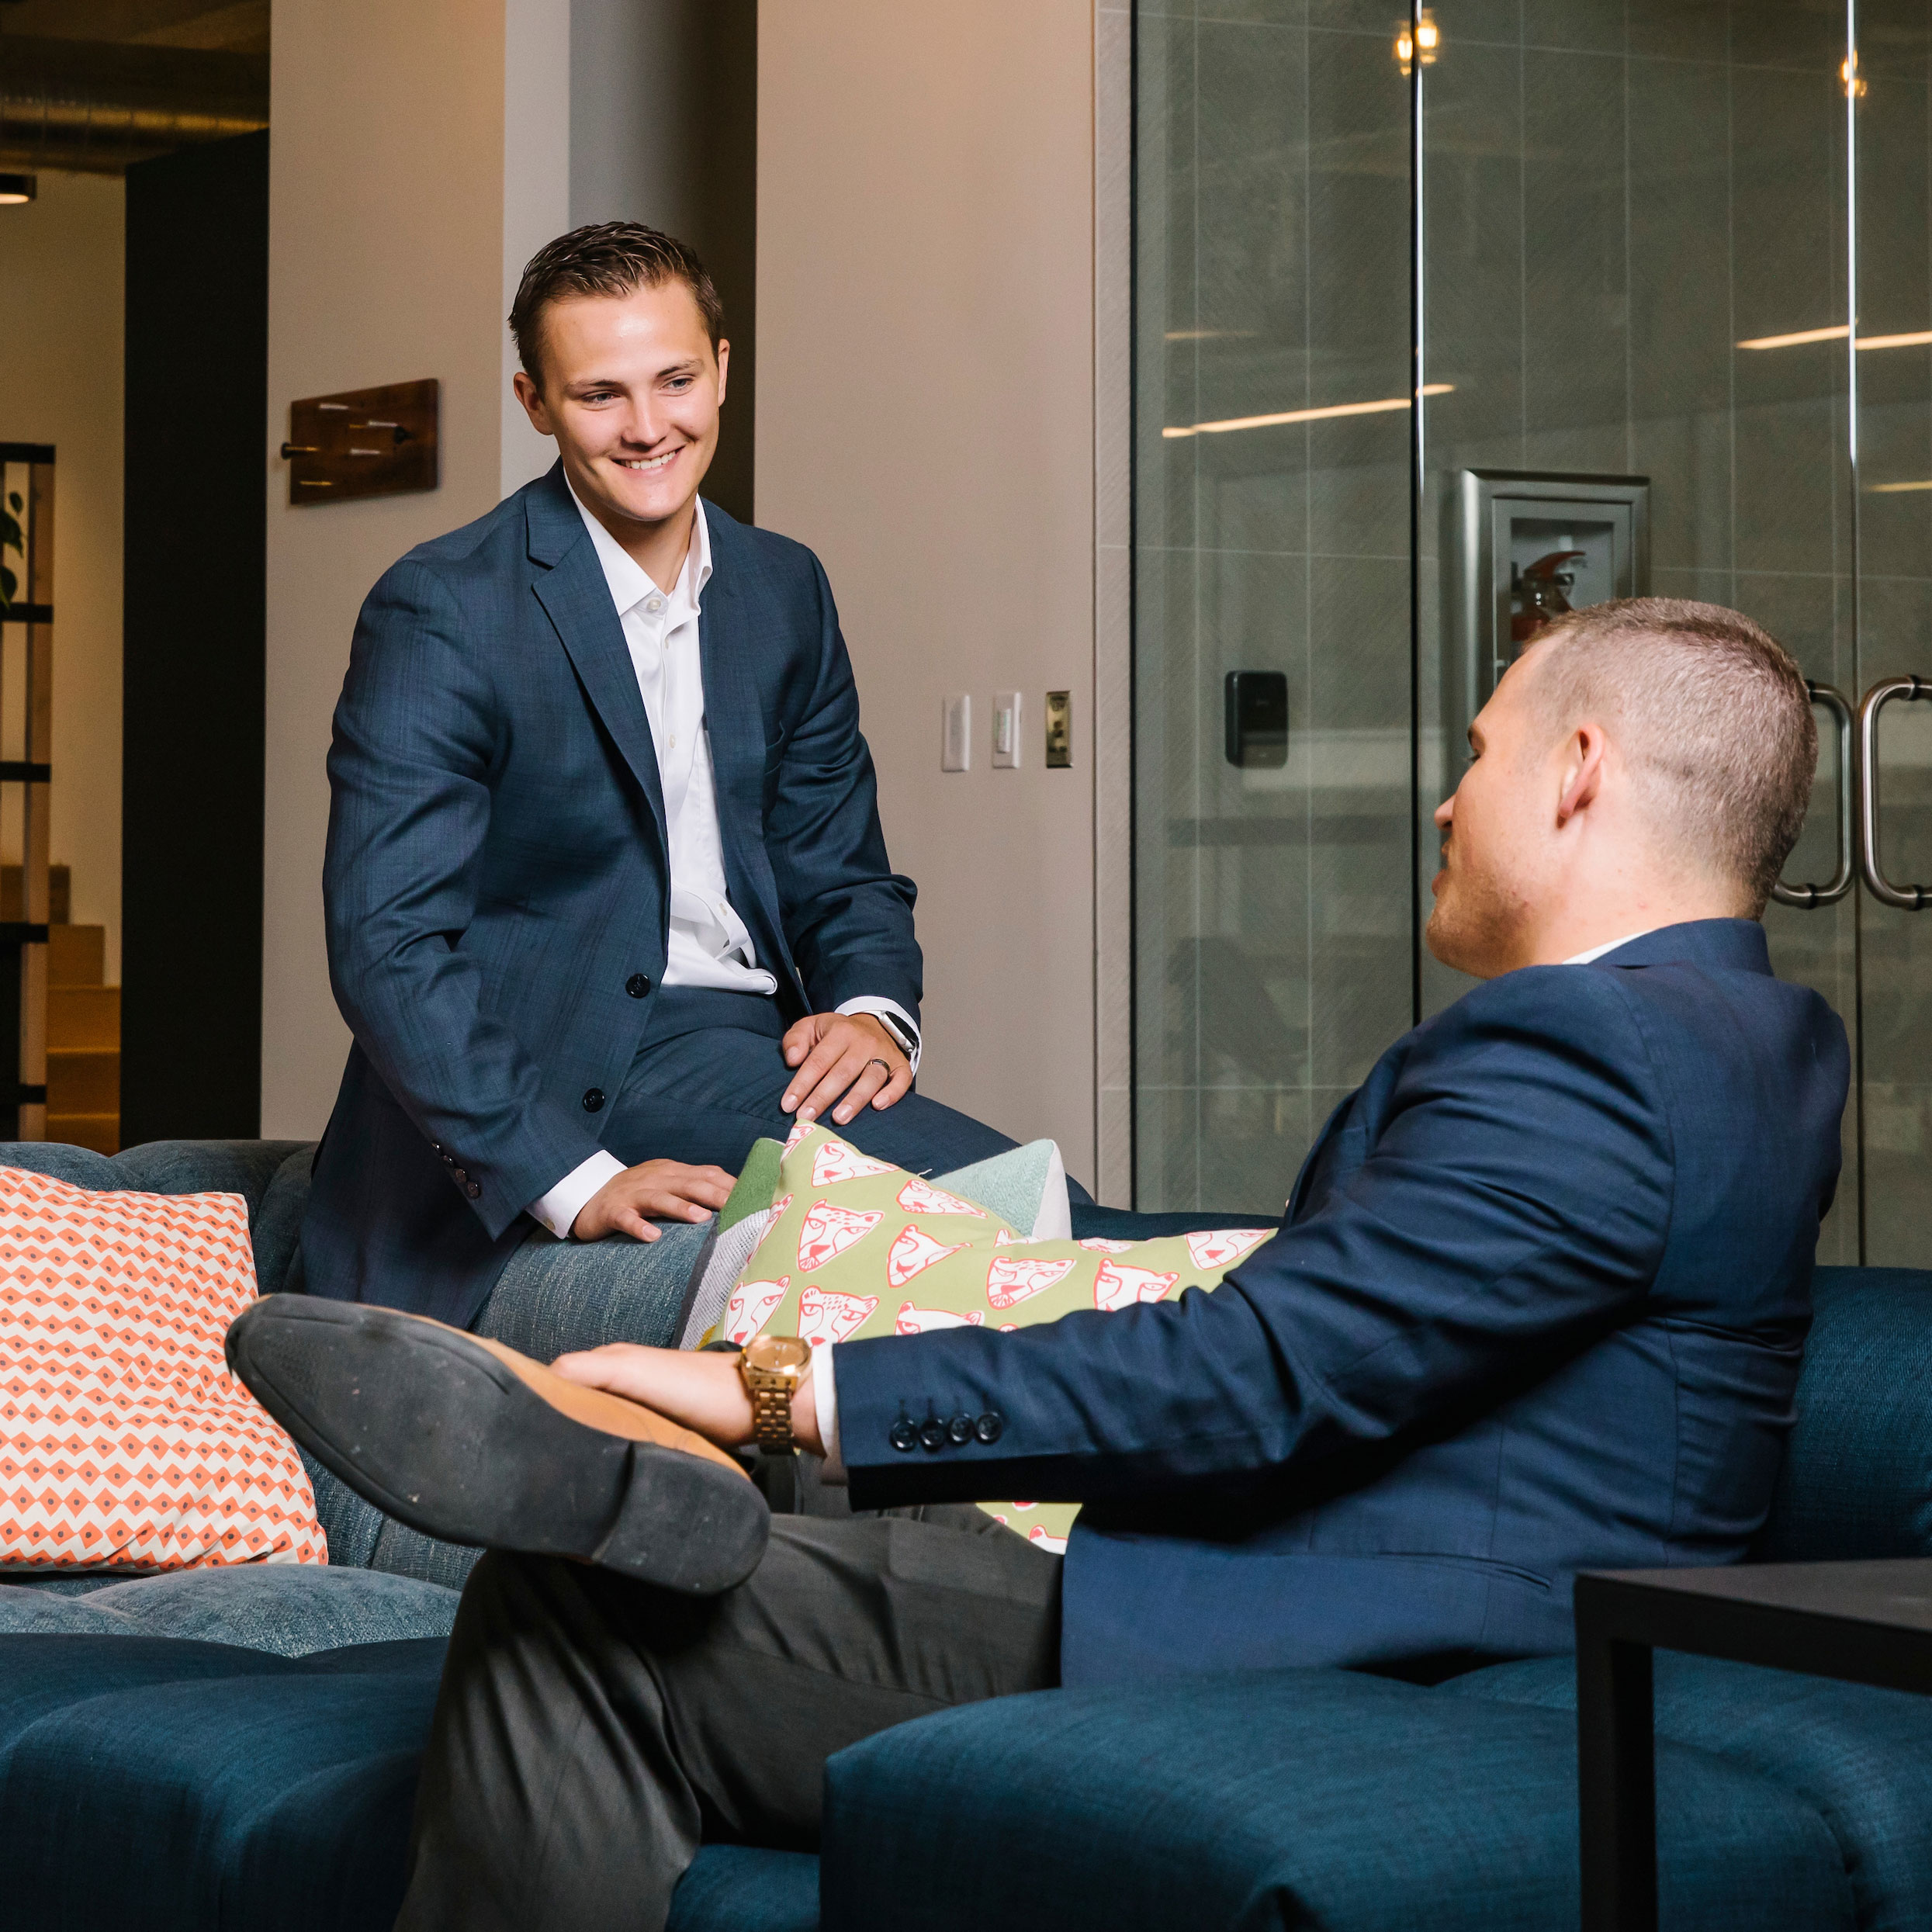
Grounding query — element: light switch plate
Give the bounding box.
[942,693,971,771]
[992,690,1022,768]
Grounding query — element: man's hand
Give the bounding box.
[781,1012,911,1127]
[549,1342,826,1456]
[570,1160,735,1243]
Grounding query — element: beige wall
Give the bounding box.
[757,1,1101,1189]
[0,171,125,980]
[263,0,521,1135]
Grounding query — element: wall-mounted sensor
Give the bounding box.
[942,694,971,771]
[1224,671,1288,767]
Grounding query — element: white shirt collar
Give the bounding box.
[566,479,712,621]
[1563,930,1652,966]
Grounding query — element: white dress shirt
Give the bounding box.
[528,488,920,1239]
[1563,930,1651,965]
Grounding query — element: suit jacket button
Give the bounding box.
[947,1411,975,1446]
[626,974,652,999]
[431,1141,444,1155]
[441,1153,454,1166]
[466,1180,482,1200]
[918,1418,949,1453]
[890,1420,919,1453]
[583,1089,606,1113]
[975,1412,1003,1445]
[453,1166,467,1183]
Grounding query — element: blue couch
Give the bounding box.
[1,1142,1928,1931]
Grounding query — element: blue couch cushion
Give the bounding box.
[110,1139,314,1220]
[670,1846,820,1932]
[253,1144,317,1295]
[1448,1650,1932,1932]
[0,1633,445,1932]
[0,1564,459,1655]
[819,1667,1854,1931]
[1762,1267,1932,1563]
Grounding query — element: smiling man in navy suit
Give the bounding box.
[302,224,1023,1330]
[255,588,1849,1916]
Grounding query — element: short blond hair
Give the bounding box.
[1526,598,1817,916]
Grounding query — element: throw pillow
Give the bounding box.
[0,1166,326,1573]
[678,1130,1074,1349]
[712,1124,1276,1550]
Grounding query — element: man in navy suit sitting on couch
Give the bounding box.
[301,223,1027,1335]
[240,595,1848,1930]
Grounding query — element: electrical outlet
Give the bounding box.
[992,691,1022,768]
[1044,690,1072,768]
[942,693,971,771]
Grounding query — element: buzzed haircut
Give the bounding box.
[1525,597,1818,916]
[509,222,723,386]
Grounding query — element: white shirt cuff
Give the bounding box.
[835,997,922,1076]
[528,1150,626,1240]
[814,1343,847,1483]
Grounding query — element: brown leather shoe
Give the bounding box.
[227,1294,768,1594]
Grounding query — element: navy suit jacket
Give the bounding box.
[302,466,919,1328]
[835,921,1850,1684]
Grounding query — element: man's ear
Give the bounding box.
[1555,722,1607,828]
[512,369,554,436]
[715,338,730,410]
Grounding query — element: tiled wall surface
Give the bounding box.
[1134,0,1932,1259]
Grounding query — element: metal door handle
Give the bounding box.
[1858,675,1932,910]
[1772,682,1855,908]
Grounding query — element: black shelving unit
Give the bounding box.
[0,442,53,1142]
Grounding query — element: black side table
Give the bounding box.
[1574,1558,1932,1932]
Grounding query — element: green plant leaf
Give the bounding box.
[0,562,16,608]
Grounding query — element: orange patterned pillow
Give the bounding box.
[0,1166,325,1572]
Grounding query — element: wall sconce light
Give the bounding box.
[0,175,36,206]
[1395,11,1439,77]
[1842,54,1866,99]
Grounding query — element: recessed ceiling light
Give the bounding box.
[0,175,36,206]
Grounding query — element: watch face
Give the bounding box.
[743,1335,811,1376]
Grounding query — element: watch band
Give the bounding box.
[874,1009,919,1059]
[744,1373,798,1456]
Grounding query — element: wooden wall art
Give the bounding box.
[281,379,438,504]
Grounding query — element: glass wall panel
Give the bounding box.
[1134,0,1926,1264]
[1133,2,1413,1213]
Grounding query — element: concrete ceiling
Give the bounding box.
[0,2,269,56]
[0,0,268,174]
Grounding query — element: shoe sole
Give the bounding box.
[227,1294,769,1595]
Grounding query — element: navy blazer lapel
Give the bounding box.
[525,468,669,854]
[697,507,790,972]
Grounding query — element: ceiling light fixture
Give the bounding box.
[1736,325,1932,351]
[0,175,36,206]
[1867,479,1932,493]
[1164,385,1454,438]
[1395,11,1440,77]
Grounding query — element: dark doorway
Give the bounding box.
[122,128,267,1144]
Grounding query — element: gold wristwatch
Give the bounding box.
[738,1335,812,1456]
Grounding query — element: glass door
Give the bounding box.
[1132,0,1931,1266]
[1853,0,1932,1264]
